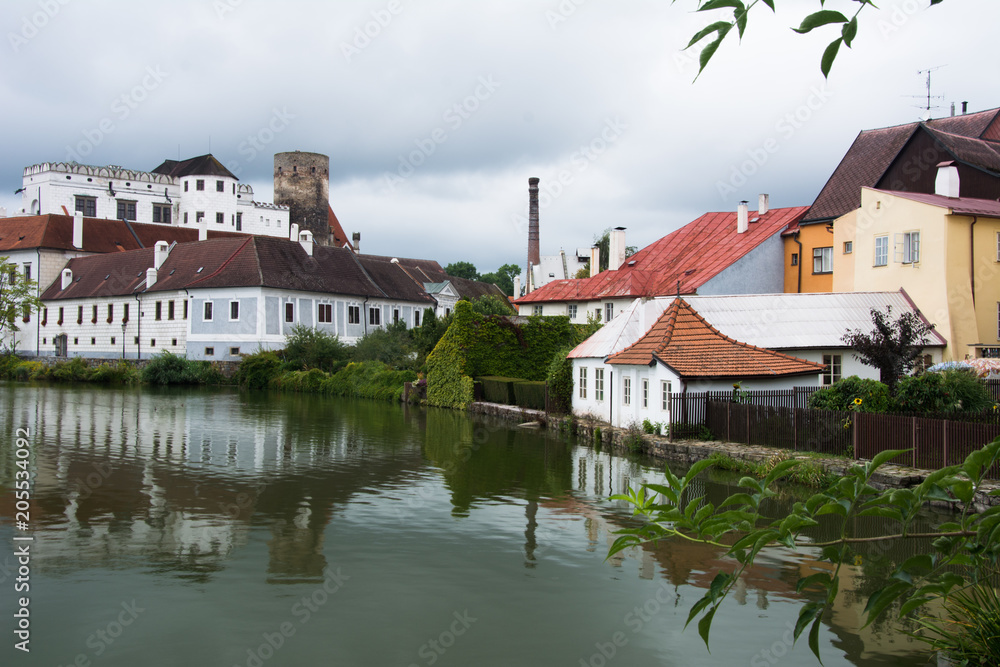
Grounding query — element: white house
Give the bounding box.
[38,228,437,361]
[569,298,825,427]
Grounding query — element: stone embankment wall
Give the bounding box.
[468,402,1000,513]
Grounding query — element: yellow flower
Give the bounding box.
[853,398,863,406]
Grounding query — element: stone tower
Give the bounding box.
[274,151,330,245]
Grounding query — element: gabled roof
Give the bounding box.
[0,214,244,253]
[804,108,1000,223]
[40,237,435,304]
[328,205,353,250]
[515,206,807,304]
[606,299,825,379]
[567,297,672,359]
[871,188,1000,218]
[151,154,237,179]
[683,291,947,350]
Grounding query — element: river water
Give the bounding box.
[0,384,939,666]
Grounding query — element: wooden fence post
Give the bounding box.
[793,407,798,451]
[727,402,731,442]
[852,411,858,460]
[912,417,917,468]
[942,420,948,468]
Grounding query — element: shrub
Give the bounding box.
[807,376,895,413]
[512,380,546,410]
[283,325,350,372]
[0,354,20,379]
[235,350,283,390]
[352,321,415,370]
[425,325,474,409]
[49,357,93,383]
[479,376,518,404]
[623,421,645,453]
[141,352,199,385]
[546,347,574,415]
[895,368,993,413]
[89,361,140,385]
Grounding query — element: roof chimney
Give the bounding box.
[528,177,540,268]
[73,211,83,249]
[737,201,749,233]
[298,229,314,256]
[61,268,73,290]
[590,245,600,277]
[153,241,169,269]
[198,216,208,241]
[608,227,626,271]
[758,194,769,215]
[962,101,968,114]
[146,267,157,288]
[935,160,960,198]
[352,231,361,254]
[513,275,521,298]
[289,223,299,242]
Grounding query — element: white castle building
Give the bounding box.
[18,154,290,237]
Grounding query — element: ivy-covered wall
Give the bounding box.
[426,301,580,409]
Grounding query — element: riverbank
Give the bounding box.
[468,401,1000,512]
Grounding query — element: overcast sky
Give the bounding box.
[0,0,994,274]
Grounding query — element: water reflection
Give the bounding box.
[0,383,940,666]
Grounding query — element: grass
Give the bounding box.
[708,451,838,488]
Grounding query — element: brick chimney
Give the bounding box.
[528,177,540,267]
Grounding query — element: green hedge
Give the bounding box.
[270,361,416,402]
[426,332,474,409]
[512,380,546,410]
[478,376,519,404]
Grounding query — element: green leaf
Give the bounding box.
[808,616,823,663]
[719,492,755,508]
[870,448,910,471]
[738,476,762,492]
[796,572,832,594]
[684,458,717,485]
[794,601,823,641]
[841,17,858,47]
[685,21,731,50]
[792,10,849,34]
[899,595,932,617]
[761,0,775,9]
[763,459,800,487]
[696,0,744,13]
[863,580,911,627]
[685,593,712,629]
[697,606,718,650]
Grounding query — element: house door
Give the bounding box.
[54,334,68,357]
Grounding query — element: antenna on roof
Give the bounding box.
[676,280,680,299]
[905,66,946,119]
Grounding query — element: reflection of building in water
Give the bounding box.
[1,387,423,582]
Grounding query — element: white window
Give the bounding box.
[285,302,294,322]
[874,236,889,267]
[661,380,671,411]
[203,301,213,321]
[642,379,648,408]
[623,376,631,406]
[812,247,833,274]
[229,300,240,321]
[605,303,613,322]
[568,304,578,319]
[578,367,587,399]
[348,305,360,324]
[595,368,604,401]
[318,303,332,323]
[369,307,381,326]
[896,231,920,264]
[533,304,543,316]
[822,354,842,385]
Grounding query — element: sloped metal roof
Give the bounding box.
[567,297,672,359]
[683,291,947,349]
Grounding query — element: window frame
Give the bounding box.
[622,376,631,406]
[874,235,889,267]
[196,179,205,191]
[74,195,97,217]
[567,304,577,319]
[369,306,381,326]
[605,303,613,322]
[594,368,604,401]
[285,302,294,323]
[203,301,214,322]
[318,303,333,323]
[578,367,587,399]
[661,380,671,411]
[822,354,843,385]
[216,212,225,225]
[229,300,240,321]
[348,305,360,325]
[116,199,137,221]
[642,379,648,408]
[152,203,171,224]
[812,246,833,274]
[843,241,853,254]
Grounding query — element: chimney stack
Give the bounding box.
[73,211,84,249]
[935,160,960,198]
[528,177,540,268]
[198,216,208,241]
[758,194,769,215]
[608,227,627,271]
[298,229,314,256]
[146,267,158,288]
[352,231,361,254]
[153,241,169,270]
[289,223,299,243]
[962,101,968,115]
[590,245,600,277]
[737,201,749,233]
[513,275,521,298]
[61,268,73,290]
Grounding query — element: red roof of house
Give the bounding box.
[0,214,245,253]
[606,298,825,379]
[515,206,807,304]
[804,108,1000,223]
[328,205,353,250]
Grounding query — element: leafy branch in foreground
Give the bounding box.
[680,0,947,79]
[608,438,1000,663]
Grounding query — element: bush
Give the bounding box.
[352,321,415,370]
[89,361,140,385]
[235,350,283,390]
[479,376,518,404]
[48,357,93,383]
[895,368,993,413]
[808,376,895,413]
[283,325,350,372]
[546,347,574,415]
[141,352,199,385]
[512,380,546,410]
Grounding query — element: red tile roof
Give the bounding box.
[804,108,1000,223]
[0,214,244,253]
[515,206,806,304]
[606,299,826,379]
[328,205,353,250]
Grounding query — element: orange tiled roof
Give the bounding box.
[606,298,826,379]
[514,206,807,304]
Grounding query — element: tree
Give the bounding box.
[479,263,521,296]
[682,0,947,79]
[842,306,935,390]
[609,438,1000,664]
[0,258,42,354]
[444,261,479,281]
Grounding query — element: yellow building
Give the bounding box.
[782,222,835,292]
[833,178,1000,361]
